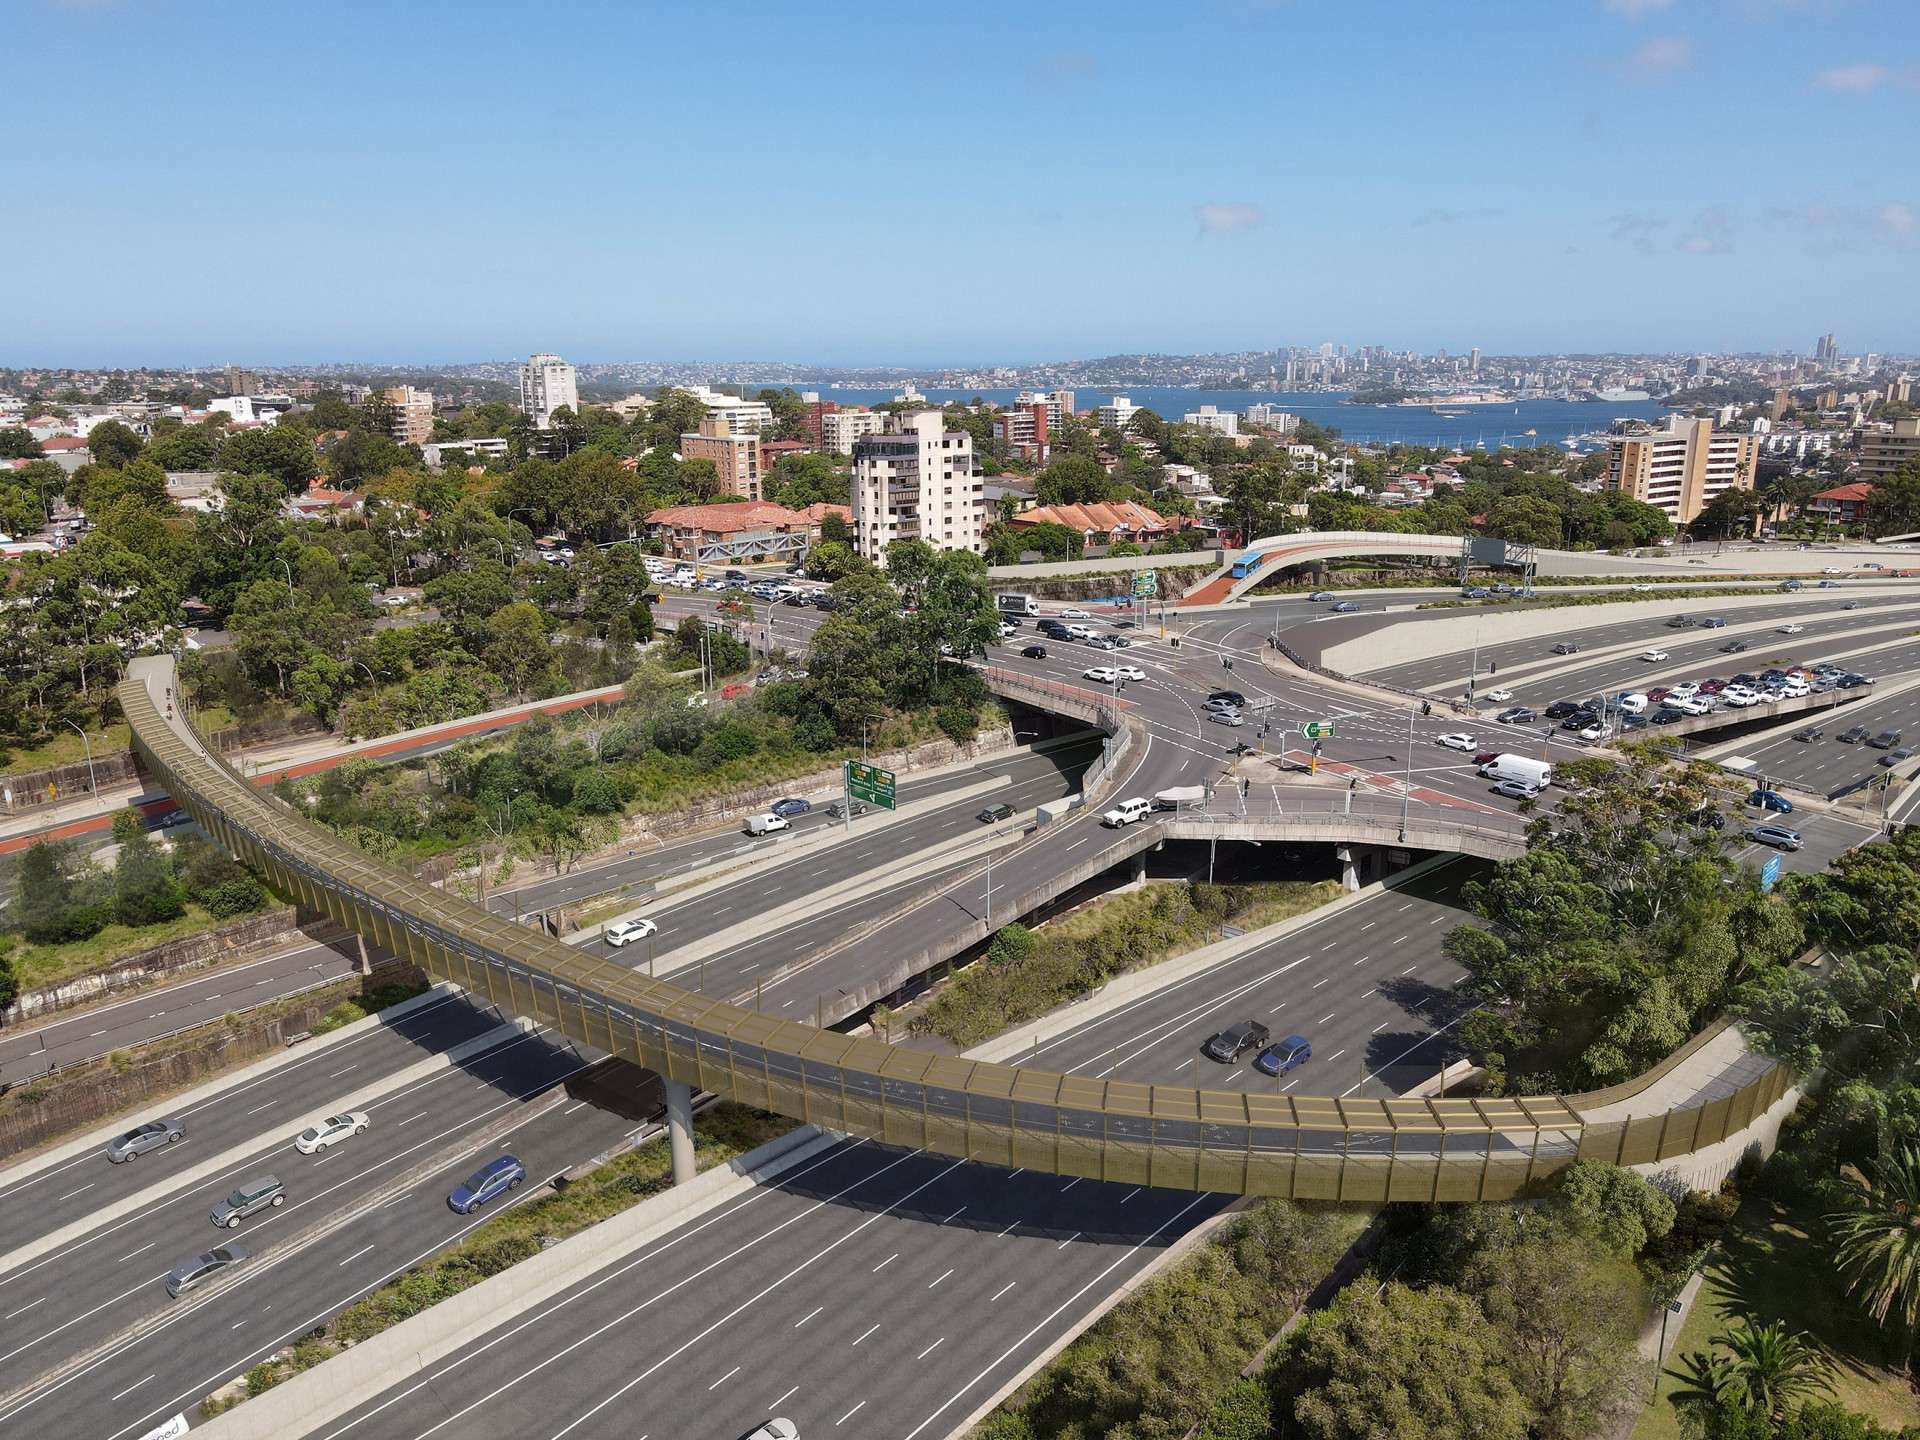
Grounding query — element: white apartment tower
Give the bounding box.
[851,410,986,564]
[519,353,580,429]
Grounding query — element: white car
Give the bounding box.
[1059,608,1090,620]
[1721,688,1761,707]
[1435,733,1475,751]
[1823,567,1843,575]
[1640,649,1669,662]
[1082,666,1119,684]
[1630,584,1654,592]
[1115,665,1147,682]
[603,918,658,948]
[293,1112,369,1155]
[1667,681,1701,700]
[1778,623,1805,634]
[1482,688,1513,703]
[745,1423,798,1440]
[1675,695,1714,715]
[1576,723,1606,741]
[1066,624,1096,640]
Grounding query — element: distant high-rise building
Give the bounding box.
[1097,396,1140,432]
[1815,333,1837,364]
[1605,416,1757,525]
[851,410,985,564]
[993,403,1050,464]
[1687,355,1710,379]
[820,407,883,454]
[381,386,435,447]
[224,367,260,396]
[682,385,773,436]
[1770,388,1790,422]
[518,353,579,428]
[1468,348,1481,376]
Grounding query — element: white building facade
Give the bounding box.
[851,410,986,564]
[681,385,773,436]
[820,408,885,454]
[518,353,580,428]
[1183,404,1239,436]
[1097,396,1139,431]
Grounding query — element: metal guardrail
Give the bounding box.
[120,662,1795,1201]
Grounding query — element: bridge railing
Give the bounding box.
[119,663,1794,1201]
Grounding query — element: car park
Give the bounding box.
[1203,1020,1271,1063]
[603,918,658,947]
[1254,1034,1314,1075]
[449,1155,526,1214]
[977,802,1016,823]
[1020,644,1048,659]
[1330,600,1361,613]
[1747,824,1803,851]
[1838,726,1871,744]
[1869,730,1903,749]
[1495,706,1536,724]
[1748,790,1793,813]
[165,1244,248,1299]
[107,1117,187,1163]
[210,1174,285,1229]
[770,797,811,818]
[1792,727,1824,742]
[293,1113,369,1155]
[1491,778,1540,800]
[1551,641,1580,655]
[1435,733,1475,751]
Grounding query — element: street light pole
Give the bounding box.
[63,719,97,797]
[1401,705,1415,838]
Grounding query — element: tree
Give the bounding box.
[1557,1159,1677,1255]
[86,420,143,469]
[484,602,551,700]
[218,425,318,493]
[144,420,223,471]
[1826,1146,1920,1374]
[1668,1321,1835,1425]
[1865,462,1920,540]
[1275,1281,1531,1440]
[765,452,847,509]
[113,824,186,926]
[1033,452,1113,506]
[819,510,851,545]
[0,426,43,459]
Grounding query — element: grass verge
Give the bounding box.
[204,1103,794,1416]
[3,904,244,994]
[1630,1187,1920,1440]
[0,720,132,776]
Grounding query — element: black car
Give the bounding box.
[1543,700,1581,719]
[825,799,869,819]
[1020,644,1048,659]
[976,802,1015,823]
[1685,807,1726,829]
[783,593,808,607]
[1651,706,1687,724]
[1869,729,1903,749]
[1720,639,1749,653]
[1618,713,1649,731]
[1202,1020,1271,1063]
[1792,727,1823,742]
[1839,673,1872,689]
[1881,749,1915,767]
[812,595,836,612]
[1551,642,1580,655]
[1838,726,1870,744]
[1665,615,1697,628]
[1209,690,1249,707]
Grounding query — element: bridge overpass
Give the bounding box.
[121,653,1790,1203]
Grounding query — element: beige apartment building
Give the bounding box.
[381,386,435,446]
[1605,416,1757,524]
[679,413,764,501]
[1862,417,1920,479]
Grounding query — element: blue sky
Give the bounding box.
[4,0,1915,365]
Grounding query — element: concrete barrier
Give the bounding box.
[190,1125,838,1440]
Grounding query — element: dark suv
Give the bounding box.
[1202,1020,1271,1063]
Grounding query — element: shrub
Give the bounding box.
[200,875,266,918]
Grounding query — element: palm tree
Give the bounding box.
[1827,1145,1920,1375]
[1666,1320,1834,1422]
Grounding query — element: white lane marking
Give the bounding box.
[56,1183,95,1201]
[244,1101,277,1116]
[116,1244,155,1264]
[852,1323,881,1345]
[1056,1232,1082,1250]
[927,1268,955,1289]
[990,1281,1017,1302]
[1311,978,1329,989]
[337,1244,375,1268]
[770,1385,799,1410]
[794,1306,823,1328]
[327,1065,358,1078]
[941,1206,966,1225]
[707,1366,739,1391]
[87,1029,107,1037]
[1400,965,1419,975]
[1317,1013,1336,1025]
[1119,1188,1141,1204]
[1373,1022,1391,1033]
[4,1297,46,1319]
[396,1111,429,1126]
[108,1375,155,1403]
[918,1337,946,1360]
[837,1401,867,1427]
[1325,1049,1347,1063]
[872,1254,897,1273]
[1058,1178,1081,1194]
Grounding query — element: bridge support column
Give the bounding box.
[355,933,372,977]
[665,1079,696,1186]
[1335,845,1373,893]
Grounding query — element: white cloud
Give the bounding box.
[1763,199,1920,253]
[1678,207,1734,254]
[1812,62,1920,93]
[1601,0,1677,18]
[1194,202,1266,235]
[1881,202,1917,238]
[1626,34,1693,74]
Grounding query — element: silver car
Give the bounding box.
[210,1174,285,1228]
[165,1243,249,1298]
[106,1117,187,1163]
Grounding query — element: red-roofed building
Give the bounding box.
[1007,500,1186,545]
[644,500,850,563]
[1807,481,1874,526]
[287,487,365,522]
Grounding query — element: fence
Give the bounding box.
[119,659,1796,1202]
[0,751,143,812]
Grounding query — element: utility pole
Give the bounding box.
[63,719,97,798]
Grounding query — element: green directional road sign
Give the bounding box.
[1131,570,1157,599]
[847,761,898,810]
[1303,720,1337,740]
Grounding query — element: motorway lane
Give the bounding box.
[0,1033,646,1440]
[0,935,379,1087]
[310,1138,1223,1440]
[0,990,505,1257]
[1031,863,1478,1099]
[1709,686,1920,797]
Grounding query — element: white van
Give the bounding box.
[1476,754,1553,790]
[1100,796,1152,827]
[1617,693,1649,715]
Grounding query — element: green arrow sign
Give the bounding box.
[1131,571,1157,598]
[1303,720,1337,740]
[846,761,897,810]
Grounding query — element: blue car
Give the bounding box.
[770,797,811,819]
[1747,790,1793,814]
[1254,1034,1314,1076]
[448,1154,526,1214]
[1331,601,1360,614]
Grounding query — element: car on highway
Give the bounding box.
[1869,729,1904,749]
[1086,635,1118,650]
[1254,1034,1314,1076]
[1308,591,1335,602]
[1838,726,1871,744]
[744,813,791,836]
[1883,749,1916,766]
[107,1117,187,1163]
[1495,706,1536,724]
[1330,600,1361,613]
[603,918,658,947]
[977,802,1016,823]
[1823,566,1844,575]
[293,1113,369,1155]
[1665,615,1697,628]
[1778,623,1805,634]
[1059,608,1090,619]
[745,1421,799,1440]
[1779,579,1804,592]
[1843,601,1862,610]
[825,799,869,820]
[1202,1020,1271,1063]
[1209,690,1249,707]
[1435,733,1475,751]
[1115,664,1147,682]
[1082,665,1119,684]
[448,1155,526,1214]
[1792,727,1824,743]
[770,797,812,818]
[1702,617,1727,629]
[1818,579,1841,589]
[1747,824,1803,851]
[1462,586,1491,599]
[1720,639,1749,653]
[1748,790,1794,813]
[211,1174,285,1229]
[165,1244,249,1299]
[1491,778,1541,800]
[1550,641,1580,655]
[1020,644,1048,659]
[1641,648,1670,662]
[1209,710,1246,727]
[1838,673,1873,689]
[1482,688,1513,702]
[1065,624,1097,641]
[1100,797,1151,827]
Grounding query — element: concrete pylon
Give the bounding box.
[665,1079,695,1186]
[1336,845,1364,893]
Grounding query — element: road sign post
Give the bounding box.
[846,760,898,811]
[1760,853,1783,892]
[1303,720,1336,741]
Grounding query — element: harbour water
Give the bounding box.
[804,386,1667,453]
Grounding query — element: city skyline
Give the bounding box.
[4,0,1917,362]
